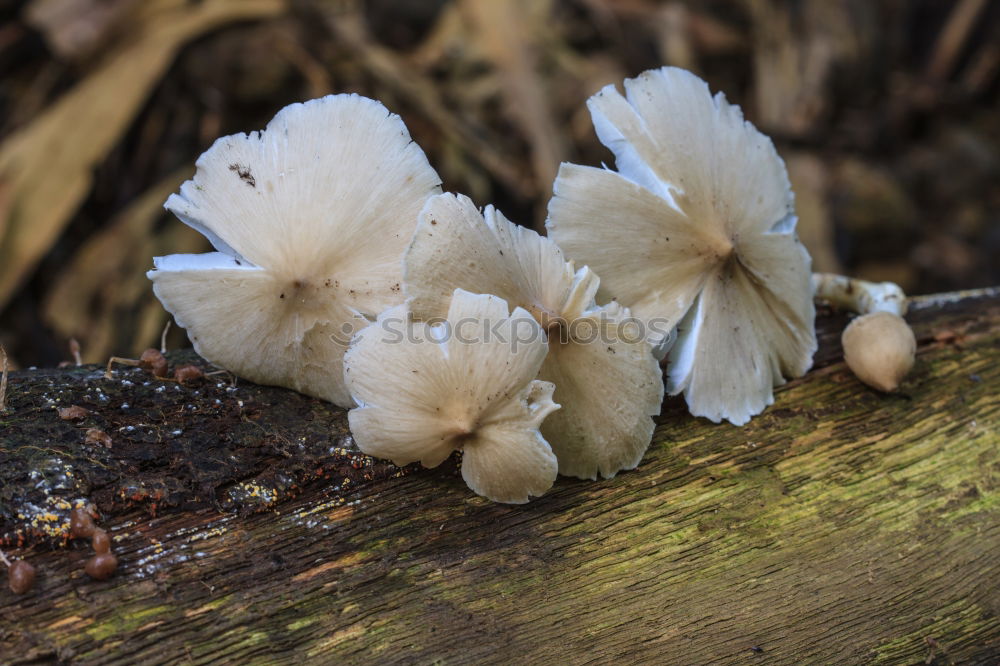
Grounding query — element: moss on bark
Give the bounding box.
[1,288,998,664]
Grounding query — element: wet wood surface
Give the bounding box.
[1,288,999,665]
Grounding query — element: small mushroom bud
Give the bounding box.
[139,348,169,377]
[173,364,203,385]
[842,312,916,392]
[91,528,112,555]
[84,552,118,580]
[8,560,36,594]
[813,274,917,391]
[69,507,96,538]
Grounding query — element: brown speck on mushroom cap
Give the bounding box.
[227,163,256,188]
[547,67,816,426]
[148,94,442,407]
[344,291,559,503]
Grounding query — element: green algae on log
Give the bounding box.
[0,287,998,664]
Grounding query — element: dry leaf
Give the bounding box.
[325,10,529,202]
[43,169,207,363]
[460,0,566,226]
[0,0,287,311]
[25,0,140,60]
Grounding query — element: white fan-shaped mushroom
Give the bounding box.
[344,290,559,504]
[548,67,816,426]
[405,193,663,480]
[148,94,441,406]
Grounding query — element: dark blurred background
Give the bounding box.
[0,0,997,368]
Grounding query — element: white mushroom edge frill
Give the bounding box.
[343,289,560,504]
[548,66,817,426]
[403,192,663,480]
[148,94,441,407]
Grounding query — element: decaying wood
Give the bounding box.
[1,288,998,665]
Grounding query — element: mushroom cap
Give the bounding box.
[842,311,916,392]
[344,289,559,504]
[536,301,664,480]
[547,67,816,425]
[148,94,441,406]
[405,193,582,324]
[405,193,663,479]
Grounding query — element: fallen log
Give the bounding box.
[1,287,998,664]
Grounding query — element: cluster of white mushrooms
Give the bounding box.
[149,67,916,503]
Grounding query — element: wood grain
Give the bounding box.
[1,288,998,665]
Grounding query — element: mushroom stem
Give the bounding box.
[104,356,140,379]
[523,303,565,335]
[160,320,171,354]
[811,273,907,316]
[0,548,11,567]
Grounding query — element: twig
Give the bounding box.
[0,345,8,412]
[926,0,989,82]
[463,0,568,229]
[908,285,1000,311]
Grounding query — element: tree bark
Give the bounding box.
[1,288,998,665]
